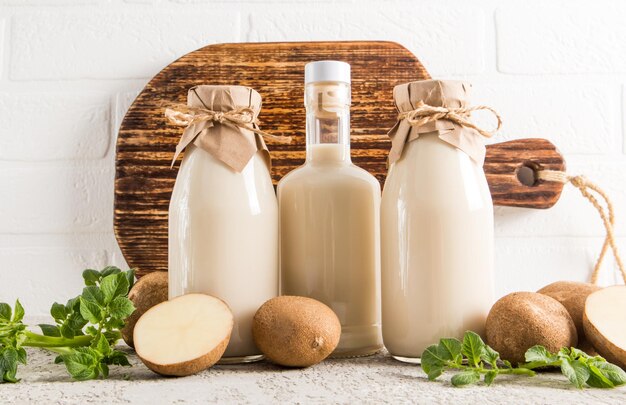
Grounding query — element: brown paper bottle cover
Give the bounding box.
[174,85,270,173]
[387,80,487,165]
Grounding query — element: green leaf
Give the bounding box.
[106,351,131,367]
[422,344,446,380]
[94,334,111,356]
[82,269,101,286]
[62,351,99,381]
[561,358,589,389]
[481,345,500,367]
[125,269,136,291]
[451,370,481,387]
[557,347,572,359]
[438,338,463,364]
[0,348,17,370]
[67,312,88,333]
[99,363,109,379]
[12,300,24,323]
[60,323,75,339]
[461,331,485,367]
[592,361,626,386]
[0,303,11,321]
[101,273,130,304]
[82,286,105,306]
[525,345,557,363]
[586,364,615,388]
[484,370,497,386]
[39,324,61,337]
[66,296,81,311]
[569,347,589,360]
[100,266,121,278]
[109,297,135,321]
[50,302,67,321]
[16,348,26,365]
[79,298,103,324]
[503,360,513,369]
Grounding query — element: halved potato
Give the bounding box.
[134,293,233,376]
[583,286,626,368]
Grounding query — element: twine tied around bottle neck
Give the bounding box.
[398,100,503,139]
[164,104,292,145]
[538,169,626,285]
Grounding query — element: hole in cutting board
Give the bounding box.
[516,163,539,187]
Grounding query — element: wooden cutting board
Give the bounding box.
[115,41,565,276]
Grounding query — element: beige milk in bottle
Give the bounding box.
[168,85,278,364]
[278,61,383,357]
[381,80,495,362]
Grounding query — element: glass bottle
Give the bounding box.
[381,80,494,362]
[278,61,383,357]
[168,85,278,364]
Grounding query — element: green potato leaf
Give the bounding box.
[461,331,485,367]
[82,269,101,286]
[451,370,481,387]
[100,273,129,304]
[0,303,11,322]
[79,298,103,324]
[38,324,61,337]
[108,297,135,322]
[438,338,463,364]
[421,344,446,380]
[81,286,105,306]
[50,302,67,322]
[561,358,589,389]
[481,345,500,368]
[484,370,498,386]
[525,345,557,363]
[586,364,615,388]
[100,266,121,278]
[12,300,24,323]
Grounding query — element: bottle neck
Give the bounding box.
[305,81,351,164]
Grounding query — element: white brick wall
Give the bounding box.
[0,0,625,315]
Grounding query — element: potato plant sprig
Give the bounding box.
[421,331,535,387]
[422,331,626,388]
[522,346,626,389]
[0,266,136,383]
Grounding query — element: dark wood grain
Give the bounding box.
[485,138,566,209]
[115,41,565,276]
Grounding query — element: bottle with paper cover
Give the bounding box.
[168,85,278,364]
[278,61,383,357]
[381,80,495,362]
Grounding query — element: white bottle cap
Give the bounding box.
[305,60,351,84]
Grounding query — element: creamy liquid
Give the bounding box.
[169,145,278,360]
[381,133,494,359]
[278,144,383,356]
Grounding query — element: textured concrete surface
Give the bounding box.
[1,347,625,404]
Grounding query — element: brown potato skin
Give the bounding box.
[486,292,577,364]
[137,331,231,377]
[253,296,341,367]
[122,271,169,348]
[538,281,600,346]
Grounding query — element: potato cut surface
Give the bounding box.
[586,286,626,348]
[134,294,233,365]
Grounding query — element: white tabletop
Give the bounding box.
[2,346,625,404]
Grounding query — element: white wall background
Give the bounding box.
[1,0,625,316]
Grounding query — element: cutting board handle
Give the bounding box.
[485,138,566,209]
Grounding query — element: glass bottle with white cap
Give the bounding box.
[278,61,383,357]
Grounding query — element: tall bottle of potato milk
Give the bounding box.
[381,80,495,362]
[278,61,383,357]
[168,85,278,364]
